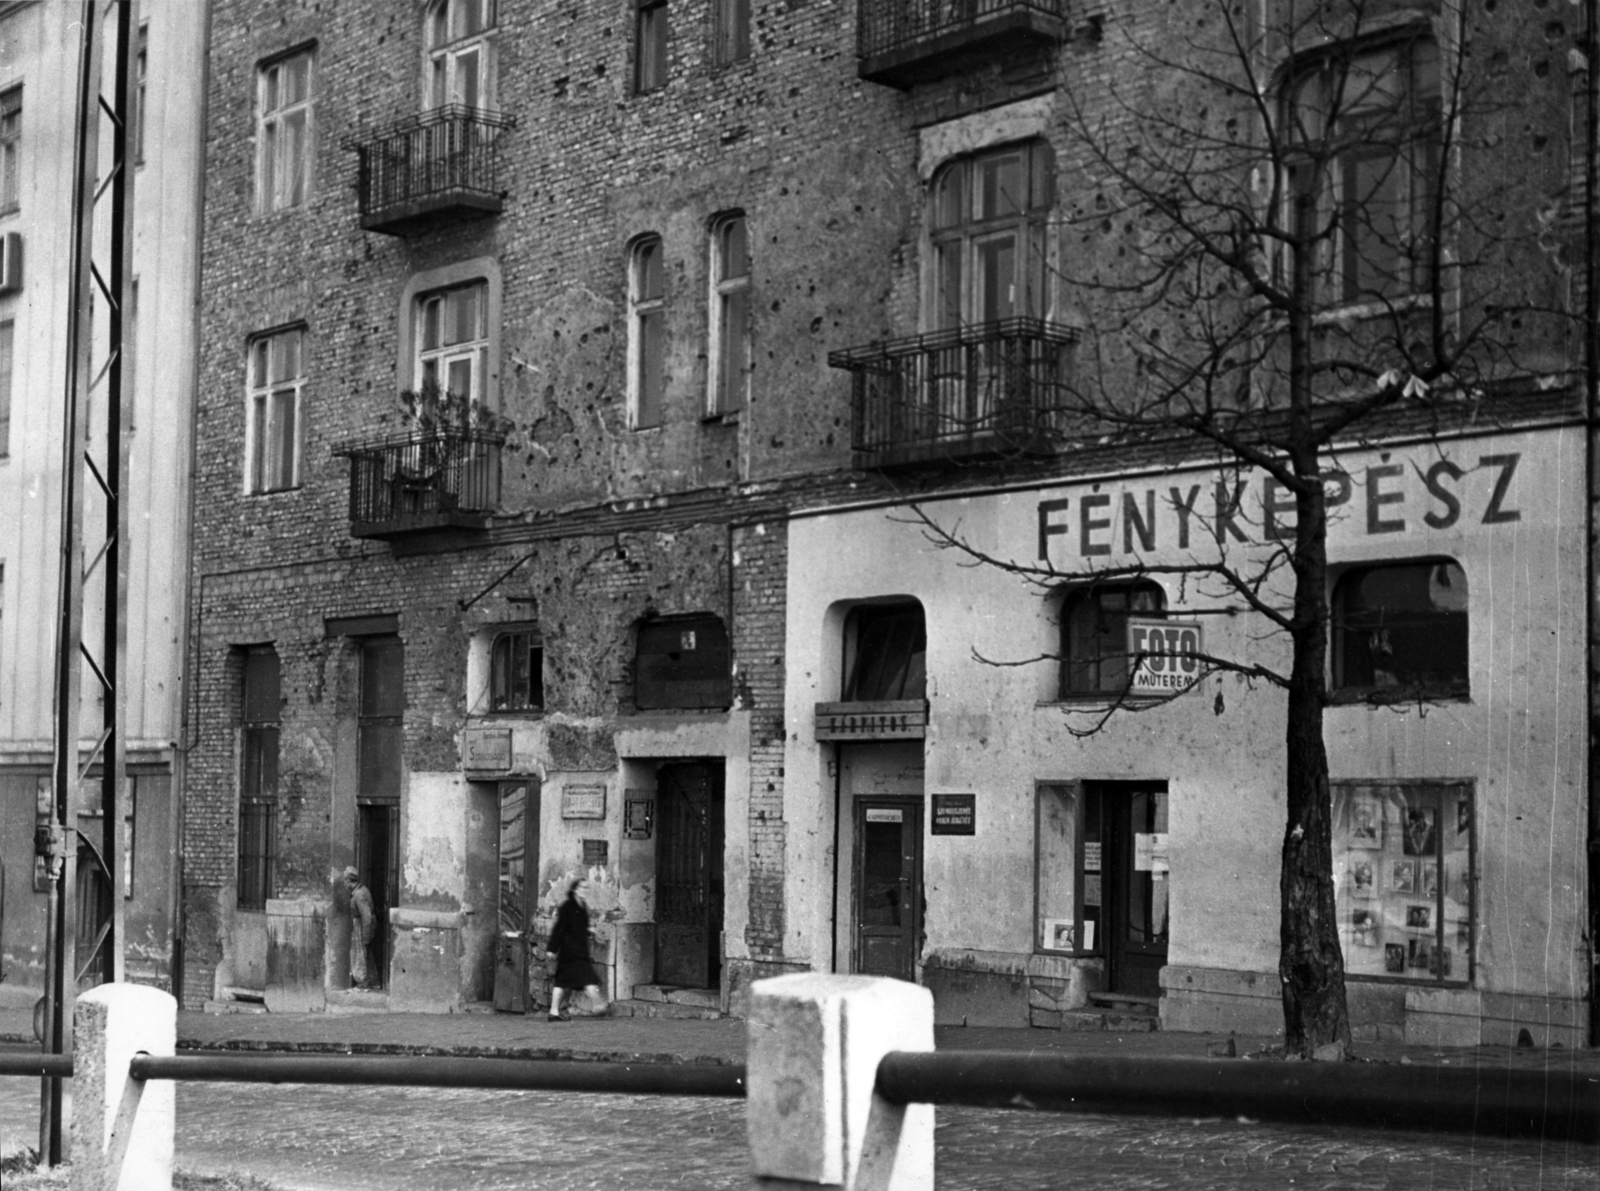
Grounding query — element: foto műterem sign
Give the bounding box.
[1127,618,1203,695]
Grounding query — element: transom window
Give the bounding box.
[428,0,497,109]
[417,282,488,403]
[1060,582,1165,696]
[246,327,305,494]
[1286,36,1441,305]
[1332,558,1467,698]
[629,235,666,429]
[258,49,314,212]
[709,214,750,415]
[843,602,926,702]
[490,629,544,712]
[930,140,1053,330]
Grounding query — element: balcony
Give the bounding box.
[348,106,516,237]
[828,317,1077,467]
[857,0,1069,88]
[335,431,503,540]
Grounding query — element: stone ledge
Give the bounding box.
[391,907,464,930]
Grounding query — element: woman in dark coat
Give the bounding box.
[545,878,608,1021]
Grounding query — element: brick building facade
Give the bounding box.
[183,0,1596,1044]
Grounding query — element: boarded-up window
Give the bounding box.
[635,615,730,710]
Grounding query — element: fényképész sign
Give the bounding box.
[1127,618,1203,695]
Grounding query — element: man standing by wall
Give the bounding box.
[344,867,376,990]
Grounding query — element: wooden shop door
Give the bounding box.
[853,798,922,982]
[1102,782,1169,998]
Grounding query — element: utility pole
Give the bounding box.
[39,0,137,1164]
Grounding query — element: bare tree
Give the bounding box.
[909,1,1569,1054]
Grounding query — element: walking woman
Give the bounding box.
[545,878,609,1021]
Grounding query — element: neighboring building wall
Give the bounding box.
[0,0,206,1004]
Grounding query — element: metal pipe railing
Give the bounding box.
[874,1050,1600,1143]
[857,0,1068,60]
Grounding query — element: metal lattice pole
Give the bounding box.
[41,0,137,1164]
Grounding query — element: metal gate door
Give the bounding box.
[654,763,724,988]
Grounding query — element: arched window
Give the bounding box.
[1332,558,1467,697]
[843,601,926,702]
[428,0,497,110]
[1059,582,1164,696]
[929,139,1053,330]
[628,235,666,428]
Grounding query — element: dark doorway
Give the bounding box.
[493,779,541,1013]
[854,798,922,981]
[654,762,724,988]
[1096,782,1169,998]
[356,802,399,989]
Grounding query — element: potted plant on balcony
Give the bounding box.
[393,379,513,515]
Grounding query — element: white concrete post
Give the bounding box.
[71,983,176,1191]
[747,974,934,1191]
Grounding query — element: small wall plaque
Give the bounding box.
[561,784,606,820]
[463,727,513,772]
[931,793,976,836]
[582,839,609,868]
[624,794,654,840]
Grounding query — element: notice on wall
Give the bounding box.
[1083,842,1102,873]
[562,785,606,820]
[463,727,513,771]
[1134,832,1170,873]
[582,839,608,868]
[931,794,976,835]
[624,794,653,840]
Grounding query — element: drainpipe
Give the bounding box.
[1585,0,1599,1050]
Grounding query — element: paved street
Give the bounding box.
[4,1063,1596,1189]
[3,1007,1597,1188]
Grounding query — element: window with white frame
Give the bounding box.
[629,235,665,429]
[929,140,1053,329]
[715,0,750,65]
[416,282,488,403]
[246,327,305,494]
[258,49,314,213]
[1285,35,1441,306]
[708,213,750,415]
[0,87,20,213]
[428,0,497,109]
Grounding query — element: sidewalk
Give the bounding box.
[5,1000,1598,1077]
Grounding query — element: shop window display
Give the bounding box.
[1333,780,1472,983]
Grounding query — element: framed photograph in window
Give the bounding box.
[1402,807,1436,856]
[1350,909,1379,947]
[1350,860,1375,897]
[1420,862,1440,898]
[1042,918,1074,952]
[1385,944,1406,973]
[1349,794,1382,848]
[1405,904,1431,930]
[1389,859,1416,894]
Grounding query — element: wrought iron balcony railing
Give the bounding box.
[857,0,1070,87]
[334,430,503,539]
[347,105,516,237]
[828,318,1078,466]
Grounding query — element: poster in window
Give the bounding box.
[1083,841,1101,873]
[1389,859,1416,894]
[1042,918,1074,951]
[1082,874,1102,906]
[1080,920,1096,951]
[1409,936,1435,971]
[1402,807,1436,856]
[1456,796,1471,836]
[1350,909,1379,947]
[1349,794,1382,848]
[1385,943,1406,973]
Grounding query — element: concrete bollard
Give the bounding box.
[747,974,934,1191]
[71,983,176,1191]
